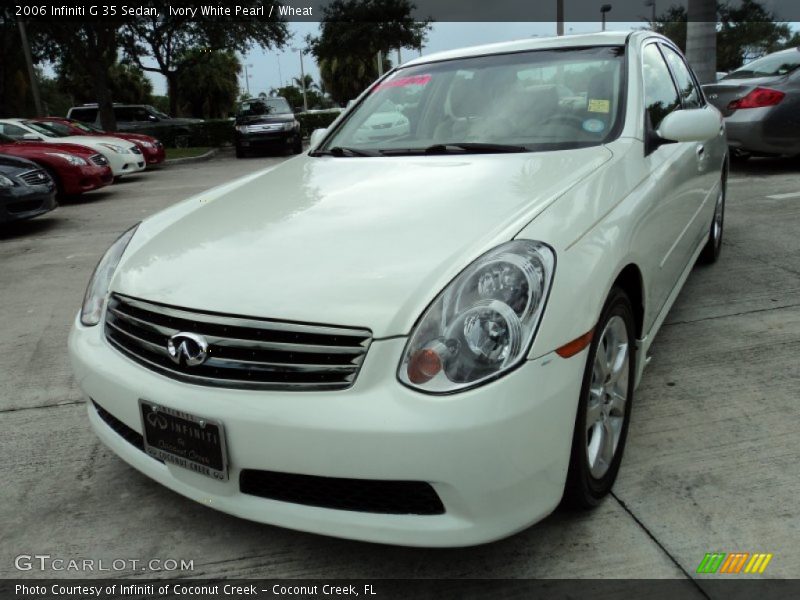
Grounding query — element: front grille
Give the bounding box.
[18,169,50,186]
[89,153,108,166]
[104,294,372,391]
[240,469,445,515]
[7,198,44,214]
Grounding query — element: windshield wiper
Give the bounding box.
[311,146,378,157]
[381,142,528,156]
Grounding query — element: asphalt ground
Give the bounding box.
[1,150,798,587]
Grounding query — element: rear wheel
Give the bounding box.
[563,287,635,508]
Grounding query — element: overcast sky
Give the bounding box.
[145,21,646,98]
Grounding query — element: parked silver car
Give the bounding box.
[703,47,800,159]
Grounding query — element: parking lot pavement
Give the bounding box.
[1,152,798,585]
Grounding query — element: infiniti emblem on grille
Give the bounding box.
[167,332,209,366]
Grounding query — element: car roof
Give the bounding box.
[402,31,636,68]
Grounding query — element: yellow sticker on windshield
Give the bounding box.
[588,99,611,113]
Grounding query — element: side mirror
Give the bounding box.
[657,107,722,143]
[22,133,41,141]
[309,128,328,150]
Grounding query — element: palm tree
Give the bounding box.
[685,0,717,84]
[292,74,319,93]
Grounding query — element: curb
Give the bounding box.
[165,147,220,165]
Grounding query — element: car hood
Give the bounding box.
[0,154,37,170]
[53,135,136,150]
[115,147,612,336]
[10,140,99,156]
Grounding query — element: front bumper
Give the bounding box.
[0,186,57,223]
[236,130,299,151]
[69,315,583,547]
[104,152,147,177]
[60,164,113,195]
[146,146,165,165]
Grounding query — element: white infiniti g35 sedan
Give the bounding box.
[69,32,727,547]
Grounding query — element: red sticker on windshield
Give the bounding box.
[373,74,431,92]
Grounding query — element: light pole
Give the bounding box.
[644,0,656,24]
[600,4,612,31]
[556,0,564,36]
[243,63,253,96]
[291,47,308,112]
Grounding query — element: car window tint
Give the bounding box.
[0,123,29,139]
[661,45,702,109]
[115,107,136,121]
[642,44,681,130]
[42,122,72,135]
[70,108,98,122]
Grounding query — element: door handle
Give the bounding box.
[696,144,705,157]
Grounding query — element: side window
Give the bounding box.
[642,43,681,130]
[69,108,97,123]
[0,123,29,139]
[133,108,151,121]
[114,107,136,122]
[661,45,702,109]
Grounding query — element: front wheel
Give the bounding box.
[563,287,635,508]
[698,170,726,264]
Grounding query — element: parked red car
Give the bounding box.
[34,117,166,166]
[0,132,113,196]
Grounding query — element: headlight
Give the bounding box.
[398,240,555,393]
[45,152,87,166]
[0,174,14,188]
[236,125,248,133]
[80,224,139,326]
[138,141,154,148]
[282,121,295,131]
[99,143,129,154]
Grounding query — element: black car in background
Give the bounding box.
[0,154,57,224]
[234,97,302,158]
[66,104,202,134]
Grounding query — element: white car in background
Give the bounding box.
[69,32,727,547]
[0,119,145,178]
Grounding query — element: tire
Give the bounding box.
[563,287,636,509]
[292,136,303,154]
[235,145,246,159]
[41,166,64,197]
[730,151,750,164]
[698,169,726,265]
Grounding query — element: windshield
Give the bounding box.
[238,98,292,116]
[71,120,103,133]
[23,121,63,138]
[724,52,800,79]
[318,46,625,155]
[37,121,76,136]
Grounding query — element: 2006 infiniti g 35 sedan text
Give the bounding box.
[69,32,727,547]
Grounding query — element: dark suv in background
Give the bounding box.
[67,104,201,133]
[234,97,302,157]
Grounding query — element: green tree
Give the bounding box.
[307,0,431,105]
[35,22,122,129]
[651,0,800,75]
[176,50,241,118]
[57,60,154,106]
[120,1,288,116]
